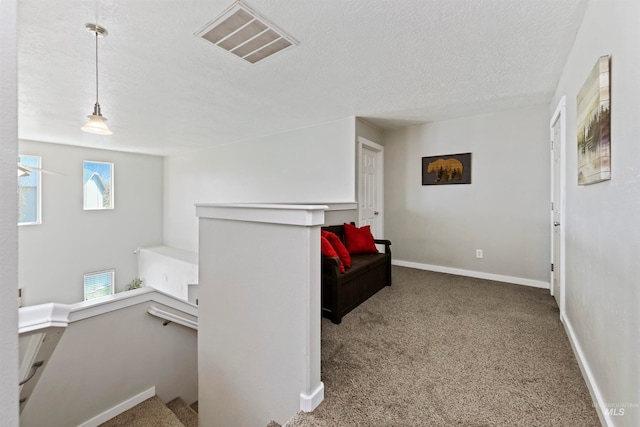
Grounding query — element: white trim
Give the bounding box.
[550,96,567,318]
[323,202,357,211]
[18,303,71,334]
[393,260,550,289]
[78,386,156,427]
[18,333,45,392]
[195,203,327,226]
[300,382,324,412]
[19,287,198,333]
[263,202,356,212]
[357,136,384,152]
[562,316,611,427]
[357,137,384,238]
[69,287,197,322]
[82,160,115,211]
[17,154,42,226]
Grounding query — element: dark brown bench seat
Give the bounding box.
[321,224,392,324]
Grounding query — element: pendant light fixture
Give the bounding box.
[81,23,112,135]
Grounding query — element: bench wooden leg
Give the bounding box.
[331,313,342,325]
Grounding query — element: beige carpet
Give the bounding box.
[99,395,199,427]
[286,266,600,426]
[99,396,185,427]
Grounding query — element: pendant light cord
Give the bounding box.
[95,29,99,105]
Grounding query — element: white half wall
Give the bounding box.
[138,246,198,300]
[550,1,640,426]
[0,0,19,424]
[383,105,550,284]
[18,140,164,306]
[197,204,324,426]
[164,117,356,253]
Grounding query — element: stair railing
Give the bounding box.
[18,287,198,415]
[148,305,198,330]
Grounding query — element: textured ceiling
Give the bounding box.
[18,0,588,156]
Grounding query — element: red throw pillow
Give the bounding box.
[321,230,352,268]
[321,235,345,273]
[343,223,379,254]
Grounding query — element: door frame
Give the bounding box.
[550,96,566,320]
[357,137,384,237]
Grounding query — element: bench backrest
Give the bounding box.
[321,223,354,245]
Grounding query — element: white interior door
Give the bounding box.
[550,97,566,317]
[552,122,561,303]
[358,138,384,239]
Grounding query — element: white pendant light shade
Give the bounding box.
[82,23,112,135]
[82,113,112,135]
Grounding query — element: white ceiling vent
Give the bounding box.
[195,1,298,64]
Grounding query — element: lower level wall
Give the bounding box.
[20,302,197,427]
[18,140,164,306]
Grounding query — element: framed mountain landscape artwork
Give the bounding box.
[577,55,611,185]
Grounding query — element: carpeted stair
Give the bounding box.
[166,397,199,427]
[98,395,282,427]
[99,395,198,427]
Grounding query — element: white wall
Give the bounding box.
[355,118,383,146]
[0,0,19,424]
[551,1,640,425]
[138,246,198,300]
[18,141,164,306]
[383,105,550,284]
[324,207,357,227]
[20,301,198,427]
[164,117,356,252]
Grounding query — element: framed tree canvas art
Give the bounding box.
[577,55,611,185]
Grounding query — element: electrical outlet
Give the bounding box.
[476,249,483,259]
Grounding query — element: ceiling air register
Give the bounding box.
[195,1,298,64]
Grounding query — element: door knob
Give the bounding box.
[374,211,379,215]
[554,221,560,226]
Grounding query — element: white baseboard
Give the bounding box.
[392,260,550,289]
[562,316,612,427]
[78,386,156,427]
[300,382,324,412]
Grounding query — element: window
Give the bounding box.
[83,161,114,210]
[18,155,42,225]
[84,269,115,301]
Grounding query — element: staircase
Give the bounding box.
[98,395,284,427]
[19,290,200,427]
[99,396,198,427]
